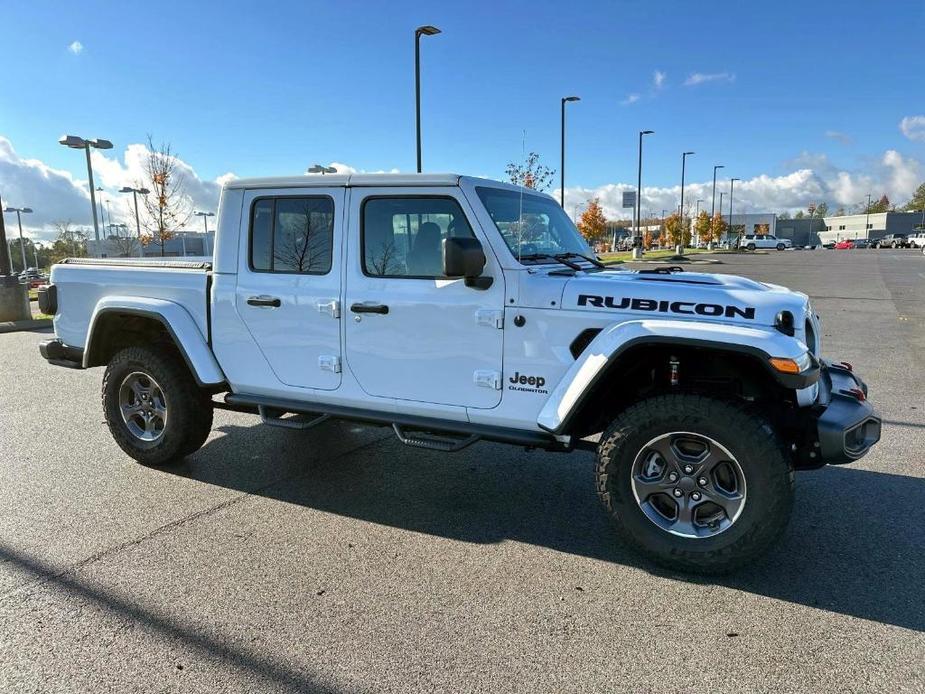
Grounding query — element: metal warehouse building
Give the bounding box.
[817,211,925,245]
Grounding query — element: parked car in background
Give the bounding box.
[852,238,871,249]
[834,240,855,250]
[19,269,48,288]
[874,234,908,248]
[738,234,792,251]
[907,232,925,249]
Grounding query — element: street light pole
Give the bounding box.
[729,178,740,245]
[414,25,441,173]
[636,130,654,251]
[59,135,113,257]
[679,151,694,229]
[864,193,872,239]
[560,96,580,206]
[194,211,215,234]
[3,207,33,271]
[119,186,151,243]
[710,164,724,242]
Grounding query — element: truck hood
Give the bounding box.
[557,269,809,327]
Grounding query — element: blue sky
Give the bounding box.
[2,0,924,234]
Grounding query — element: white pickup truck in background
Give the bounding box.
[37,173,881,573]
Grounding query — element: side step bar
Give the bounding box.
[223,392,580,452]
[392,424,479,452]
[259,405,330,431]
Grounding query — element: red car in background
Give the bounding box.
[834,240,855,250]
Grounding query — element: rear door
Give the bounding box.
[343,188,505,408]
[235,187,345,390]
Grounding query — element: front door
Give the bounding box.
[235,187,345,390]
[344,188,505,409]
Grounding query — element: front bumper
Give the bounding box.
[811,361,881,465]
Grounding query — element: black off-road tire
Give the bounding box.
[102,346,213,466]
[595,394,794,574]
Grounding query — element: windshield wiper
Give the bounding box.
[518,253,582,271]
[555,252,606,269]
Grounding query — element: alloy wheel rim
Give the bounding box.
[630,431,747,539]
[118,371,167,442]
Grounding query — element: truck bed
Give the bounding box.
[51,258,212,352]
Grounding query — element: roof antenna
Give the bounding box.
[518,129,525,262]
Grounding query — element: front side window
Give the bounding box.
[475,186,594,264]
[362,197,475,278]
[250,196,334,274]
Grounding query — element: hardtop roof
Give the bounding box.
[223,173,542,196]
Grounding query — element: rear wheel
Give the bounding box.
[595,394,794,574]
[746,243,756,251]
[102,346,213,465]
[776,243,785,251]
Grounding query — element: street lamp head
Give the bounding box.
[563,96,580,103]
[59,135,86,149]
[21,208,33,214]
[683,151,695,156]
[138,188,150,195]
[307,164,337,174]
[641,129,654,135]
[194,211,215,217]
[714,164,725,170]
[119,186,133,193]
[88,139,113,150]
[416,25,441,36]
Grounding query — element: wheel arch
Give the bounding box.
[85,297,226,387]
[538,320,817,437]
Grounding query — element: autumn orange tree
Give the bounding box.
[577,198,608,248]
[663,211,683,247]
[693,210,711,244]
[710,213,728,243]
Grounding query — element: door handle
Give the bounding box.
[247,295,281,308]
[350,302,389,315]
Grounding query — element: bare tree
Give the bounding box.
[272,200,332,272]
[366,238,402,275]
[506,152,555,192]
[48,221,88,263]
[139,136,192,256]
[109,230,140,257]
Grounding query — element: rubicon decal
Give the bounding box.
[508,372,548,394]
[577,294,756,320]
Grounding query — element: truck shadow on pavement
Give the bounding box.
[167,421,924,633]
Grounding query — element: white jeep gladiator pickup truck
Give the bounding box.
[38,173,881,573]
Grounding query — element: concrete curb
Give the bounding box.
[0,318,52,334]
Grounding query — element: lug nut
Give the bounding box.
[691,492,702,501]
[673,488,683,498]
[683,464,694,474]
[697,477,708,487]
[668,472,679,482]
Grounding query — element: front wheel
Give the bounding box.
[102,346,213,465]
[776,243,786,251]
[746,243,756,251]
[595,394,794,574]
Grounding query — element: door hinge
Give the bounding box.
[475,309,504,329]
[318,355,341,373]
[473,369,502,390]
[316,299,340,319]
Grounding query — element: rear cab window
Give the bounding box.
[250,196,334,274]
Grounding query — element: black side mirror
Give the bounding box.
[443,237,492,289]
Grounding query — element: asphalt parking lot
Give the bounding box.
[1,249,923,693]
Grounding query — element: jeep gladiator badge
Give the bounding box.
[508,372,548,394]
[577,294,756,320]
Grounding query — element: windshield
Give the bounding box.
[475,186,595,264]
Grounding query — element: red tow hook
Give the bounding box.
[843,387,866,402]
[839,361,853,372]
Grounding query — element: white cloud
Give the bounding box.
[683,72,735,87]
[621,93,640,106]
[68,41,83,55]
[899,115,925,142]
[653,70,666,89]
[0,135,235,241]
[825,130,853,145]
[562,149,922,220]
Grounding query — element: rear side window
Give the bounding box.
[362,197,475,278]
[250,197,334,274]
